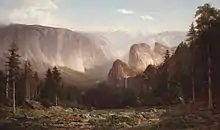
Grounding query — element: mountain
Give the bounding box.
[154,42,170,55]
[0,24,112,87]
[97,30,186,63]
[107,59,140,87]
[141,31,187,47]
[128,42,172,71]
[129,43,154,71]
[94,30,146,62]
[0,24,185,87]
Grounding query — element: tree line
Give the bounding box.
[0,42,62,113]
[140,3,220,109]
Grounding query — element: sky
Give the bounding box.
[0,0,220,33]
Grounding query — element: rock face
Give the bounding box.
[0,24,109,72]
[0,24,111,87]
[129,43,154,71]
[128,42,173,71]
[107,59,139,87]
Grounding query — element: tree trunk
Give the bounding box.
[192,42,196,103]
[5,83,9,98]
[12,81,16,114]
[5,71,9,98]
[208,44,213,109]
[55,94,58,106]
[125,77,128,89]
[192,76,195,103]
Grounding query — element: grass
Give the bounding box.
[1,104,220,130]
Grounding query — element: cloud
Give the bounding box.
[117,9,134,14]
[0,0,61,26]
[140,15,154,20]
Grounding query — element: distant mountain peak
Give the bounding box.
[128,42,174,71]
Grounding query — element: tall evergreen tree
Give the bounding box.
[186,22,197,103]
[163,50,170,65]
[195,3,219,33]
[171,42,192,102]
[194,3,220,109]
[45,69,53,83]
[52,66,62,106]
[41,68,53,102]
[23,61,33,100]
[33,72,40,99]
[5,42,21,114]
[163,50,170,90]
[153,50,171,104]
[186,23,197,42]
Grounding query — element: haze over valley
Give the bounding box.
[1,1,220,130]
[0,24,185,87]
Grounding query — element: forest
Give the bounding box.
[0,3,220,130]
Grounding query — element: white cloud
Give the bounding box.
[140,15,154,20]
[0,0,157,32]
[0,0,61,26]
[117,9,134,14]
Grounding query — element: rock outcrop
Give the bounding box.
[107,59,140,87]
[128,43,154,71]
[128,42,173,71]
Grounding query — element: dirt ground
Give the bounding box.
[0,104,220,130]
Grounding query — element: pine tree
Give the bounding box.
[163,50,170,70]
[186,22,197,103]
[163,50,170,87]
[23,60,33,100]
[194,3,220,109]
[162,50,171,103]
[195,3,219,33]
[186,23,197,42]
[5,42,21,114]
[45,69,53,83]
[52,66,62,106]
[41,69,53,102]
[33,72,40,99]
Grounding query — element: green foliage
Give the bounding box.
[4,42,21,113]
[195,3,220,33]
[186,22,197,43]
[40,69,54,102]
[52,67,61,84]
[5,42,21,82]
[40,67,63,106]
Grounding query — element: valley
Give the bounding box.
[0,2,220,130]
